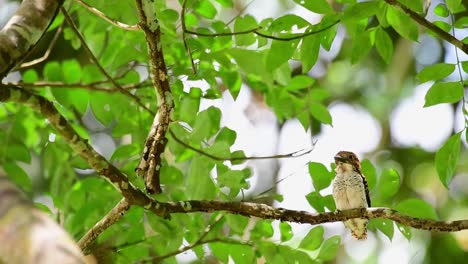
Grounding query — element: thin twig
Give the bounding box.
[168,129,313,161]
[18,23,65,69]
[5,80,152,92]
[184,20,339,41]
[181,0,196,74]
[78,198,131,252]
[73,0,140,31]
[61,8,155,115]
[384,0,468,54]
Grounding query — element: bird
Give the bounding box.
[332,151,371,240]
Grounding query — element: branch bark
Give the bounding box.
[0,175,86,263]
[134,0,174,194]
[0,0,64,78]
[78,198,131,252]
[384,0,468,54]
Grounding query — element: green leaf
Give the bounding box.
[234,15,257,46]
[62,59,81,83]
[308,162,333,190]
[309,102,332,125]
[251,220,274,239]
[194,0,217,19]
[5,143,31,163]
[378,168,400,200]
[424,82,464,107]
[300,34,321,73]
[375,27,393,64]
[280,222,293,242]
[397,224,412,240]
[416,63,455,82]
[3,162,32,192]
[344,1,381,21]
[299,226,324,250]
[434,3,450,17]
[360,159,377,190]
[318,236,341,261]
[351,30,372,64]
[285,75,315,91]
[266,40,298,71]
[387,6,419,41]
[186,156,216,199]
[215,0,233,7]
[372,219,394,241]
[398,0,424,13]
[192,106,221,142]
[433,20,452,32]
[395,198,439,220]
[293,0,333,14]
[446,0,463,13]
[220,70,242,99]
[306,191,334,212]
[454,17,468,28]
[435,132,461,188]
[215,127,237,146]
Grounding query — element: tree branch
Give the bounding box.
[78,198,131,252]
[168,129,314,161]
[384,0,468,54]
[134,0,175,194]
[0,0,64,77]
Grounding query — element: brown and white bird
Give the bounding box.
[332,151,371,240]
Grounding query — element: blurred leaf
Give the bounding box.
[375,27,393,64]
[372,219,394,241]
[62,59,81,83]
[446,0,463,13]
[434,3,450,17]
[306,191,336,212]
[378,168,400,200]
[309,102,332,125]
[433,21,452,32]
[299,226,324,250]
[318,236,341,261]
[351,30,372,64]
[266,40,298,71]
[194,0,217,19]
[215,127,237,146]
[435,132,461,188]
[395,198,439,220]
[251,220,274,239]
[215,0,233,7]
[234,15,257,46]
[397,223,412,240]
[387,6,419,41]
[293,0,333,14]
[5,143,31,163]
[308,162,334,190]
[186,156,216,199]
[361,159,377,190]
[279,222,293,242]
[454,17,468,28]
[3,162,32,192]
[424,82,464,107]
[300,34,321,73]
[417,63,455,82]
[398,0,424,13]
[344,1,380,21]
[285,75,315,91]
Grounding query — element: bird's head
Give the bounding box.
[334,151,361,173]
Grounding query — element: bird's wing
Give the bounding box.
[360,173,371,207]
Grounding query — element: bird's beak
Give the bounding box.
[334,154,347,163]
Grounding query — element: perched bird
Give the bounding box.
[332,151,371,240]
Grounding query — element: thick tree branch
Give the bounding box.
[0,0,64,77]
[134,0,174,194]
[384,0,468,54]
[0,175,85,263]
[78,198,131,252]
